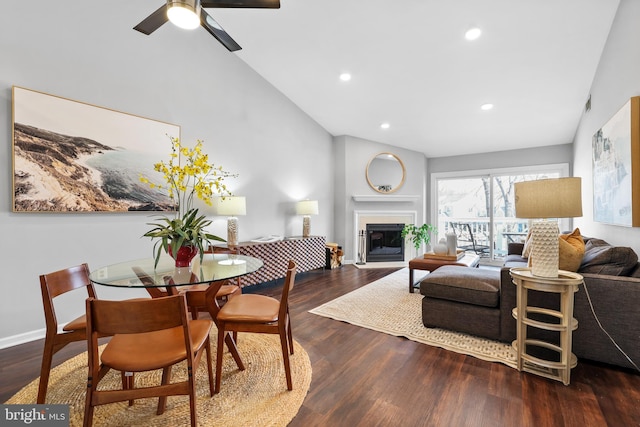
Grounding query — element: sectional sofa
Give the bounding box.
[421,235,640,371]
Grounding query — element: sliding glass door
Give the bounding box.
[433,164,569,262]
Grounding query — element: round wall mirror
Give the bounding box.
[366,152,406,194]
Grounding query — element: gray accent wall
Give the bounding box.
[334,135,427,262]
[572,0,640,254]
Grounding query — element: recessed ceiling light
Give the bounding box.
[481,103,494,111]
[339,73,352,82]
[380,122,390,129]
[465,27,482,41]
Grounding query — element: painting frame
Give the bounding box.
[592,96,640,227]
[12,86,180,213]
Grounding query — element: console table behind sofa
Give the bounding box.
[234,236,326,287]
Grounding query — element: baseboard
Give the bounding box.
[0,328,45,350]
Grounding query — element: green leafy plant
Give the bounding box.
[401,223,437,253]
[140,136,236,267]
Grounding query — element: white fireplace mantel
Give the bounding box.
[352,195,420,203]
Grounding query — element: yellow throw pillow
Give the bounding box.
[558,228,585,272]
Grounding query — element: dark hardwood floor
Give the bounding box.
[2,265,639,426]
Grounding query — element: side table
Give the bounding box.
[509,267,583,385]
[408,253,480,293]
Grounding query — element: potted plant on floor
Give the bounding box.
[402,223,437,257]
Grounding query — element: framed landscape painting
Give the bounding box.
[592,96,640,227]
[12,86,179,212]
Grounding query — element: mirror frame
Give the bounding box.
[365,152,406,194]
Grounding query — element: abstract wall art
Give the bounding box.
[592,96,640,227]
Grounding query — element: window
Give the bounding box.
[431,164,569,262]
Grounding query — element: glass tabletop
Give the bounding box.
[89,254,263,289]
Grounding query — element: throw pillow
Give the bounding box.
[580,238,639,275]
[522,230,533,258]
[523,227,585,272]
[558,228,585,272]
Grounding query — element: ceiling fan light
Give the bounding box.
[167,0,201,30]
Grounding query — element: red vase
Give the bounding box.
[169,245,198,267]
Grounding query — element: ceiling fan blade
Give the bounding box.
[201,10,242,52]
[133,5,168,35]
[201,0,279,8]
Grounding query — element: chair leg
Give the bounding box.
[37,337,55,404]
[215,325,227,394]
[157,366,172,415]
[287,316,294,355]
[279,330,293,391]
[188,363,198,427]
[204,337,214,397]
[121,371,134,406]
[83,375,95,427]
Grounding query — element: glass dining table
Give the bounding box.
[89,252,264,373]
[89,253,263,289]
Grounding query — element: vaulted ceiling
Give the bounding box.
[168,1,620,157]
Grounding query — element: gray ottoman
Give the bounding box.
[420,265,502,340]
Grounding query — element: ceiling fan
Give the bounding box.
[134,0,280,52]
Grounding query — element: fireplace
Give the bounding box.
[366,223,405,262]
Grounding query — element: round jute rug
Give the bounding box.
[6,332,312,427]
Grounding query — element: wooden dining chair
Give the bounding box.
[83,294,214,427]
[185,246,243,319]
[38,263,98,404]
[215,260,297,394]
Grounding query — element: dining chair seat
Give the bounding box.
[61,314,87,332]
[101,320,212,372]
[217,294,280,323]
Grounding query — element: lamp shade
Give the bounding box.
[514,177,583,219]
[167,0,201,30]
[213,196,246,216]
[296,200,318,216]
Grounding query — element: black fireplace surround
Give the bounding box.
[366,223,405,262]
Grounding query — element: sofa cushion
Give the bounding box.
[420,265,500,308]
[579,239,639,276]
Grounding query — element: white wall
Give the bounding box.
[0,1,333,346]
[334,135,427,261]
[572,0,640,254]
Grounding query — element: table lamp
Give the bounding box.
[296,200,318,238]
[514,177,582,277]
[214,196,246,246]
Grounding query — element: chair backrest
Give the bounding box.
[207,246,240,255]
[86,294,188,336]
[278,260,297,321]
[132,266,168,298]
[40,263,95,330]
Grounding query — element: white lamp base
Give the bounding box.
[302,215,311,238]
[530,219,559,278]
[227,217,239,246]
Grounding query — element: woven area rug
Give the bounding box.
[6,333,311,427]
[310,268,517,368]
